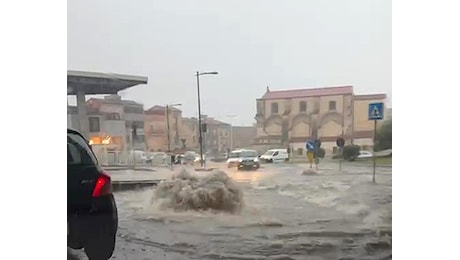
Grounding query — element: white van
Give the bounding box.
[260,149,289,163]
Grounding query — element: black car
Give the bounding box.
[67,128,118,260]
[227,149,260,171]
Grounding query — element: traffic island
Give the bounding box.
[112,180,164,192]
[194,167,216,172]
[103,166,159,172]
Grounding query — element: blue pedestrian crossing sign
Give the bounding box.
[306,140,315,151]
[368,102,384,120]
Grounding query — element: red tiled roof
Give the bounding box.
[261,86,353,100]
[204,118,230,126]
[145,105,181,114]
[87,97,142,106]
[354,94,387,100]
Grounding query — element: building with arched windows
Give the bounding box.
[254,85,387,157]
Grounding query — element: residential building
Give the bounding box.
[181,117,199,151]
[86,95,146,151]
[122,99,145,150]
[254,86,387,157]
[68,105,126,156]
[202,116,231,154]
[67,95,145,164]
[385,107,392,121]
[351,94,388,150]
[231,126,257,150]
[144,105,183,152]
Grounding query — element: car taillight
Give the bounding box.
[92,171,112,197]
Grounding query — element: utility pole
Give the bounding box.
[166,105,171,152]
[196,72,204,167]
[131,123,137,169]
[165,103,181,169]
[195,71,218,168]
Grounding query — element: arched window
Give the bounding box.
[271,102,279,114]
[329,101,337,111]
[299,101,307,112]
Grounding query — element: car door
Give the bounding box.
[67,131,102,213]
[272,151,280,162]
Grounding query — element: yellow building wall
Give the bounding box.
[256,127,268,137]
[353,99,386,131]
[265,123,281,135]
[291,122,310,137]
[291,97,320,114]
[319,95,345,114]
[318,121,342,137]
[264,99,285,115]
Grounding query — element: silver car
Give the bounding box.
[226,149,260,170]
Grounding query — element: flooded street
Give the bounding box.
[105,163,392,260]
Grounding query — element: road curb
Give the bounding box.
[194,168,216,172]
[112,180,163,192]
[104,167,160,172]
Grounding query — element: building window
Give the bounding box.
[329,101,337,111]
[106,113,121,120]
[88,117,100,133]
[124,106,143,114]
[297,148,303,156]
[299,101,307,112]
[271,102,279,114]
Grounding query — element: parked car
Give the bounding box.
[210,153,228,162]
[129,150,147,164]
[260,149,289,163]
[227,149,260,170]
[357,150,373,159]
[141,152,154,163]
[67,128,118,260]
[194,154,206,163]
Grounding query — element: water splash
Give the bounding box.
[151,169,244,213]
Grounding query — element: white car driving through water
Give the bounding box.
[226,149,260,170]
[260,148,289,163]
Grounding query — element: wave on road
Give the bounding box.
[149,169,244,213]
[249,170,392,228]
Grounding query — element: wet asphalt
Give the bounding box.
[68,162,392,260]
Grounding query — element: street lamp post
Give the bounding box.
[196,71,218,168]
[226,115,236,151]
[165,103,182,168]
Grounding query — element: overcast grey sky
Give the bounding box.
[68,0,391,126]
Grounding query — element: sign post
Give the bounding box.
[336,137,345,172]
[306,140,315,168]
[368,102,384,183]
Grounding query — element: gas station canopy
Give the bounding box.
[67,70,148,95]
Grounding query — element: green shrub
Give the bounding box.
[375,120,392,151]
[343,145,361,161]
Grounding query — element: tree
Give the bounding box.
[343,144,361,161]
[375,120,392,151]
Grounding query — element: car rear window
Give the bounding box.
[67,132,98,166]
[241,151,257,157]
